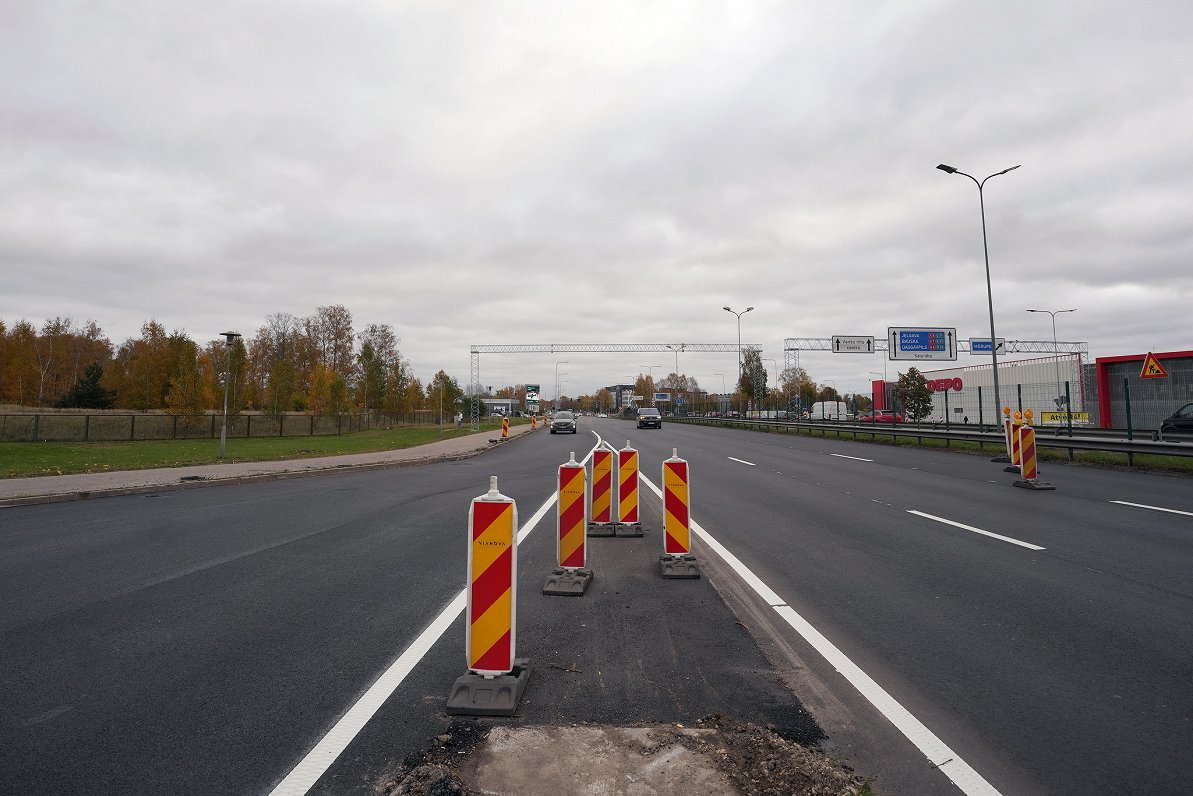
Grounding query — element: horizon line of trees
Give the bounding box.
[0,307,466,420]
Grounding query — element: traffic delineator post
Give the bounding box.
[660,448,700,579]
[543,452,594,596]
[1004,410,1024,473]
[531,415,537,429]
[1014,411,1055,490]
[616,441,644,537]
[501,415,509,439]
[446,476,531,715]
[587,443,617,537]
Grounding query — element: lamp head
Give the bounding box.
[936,164,958,174]
[723,306,732,312]
[745,306,754,313]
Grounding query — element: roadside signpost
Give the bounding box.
[969,338,1007,355]
[831,335,875,354]
[888,327,957,361]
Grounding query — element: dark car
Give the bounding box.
[636,407,662,429]
[1160,402,1193,435]
[550,410,578,434]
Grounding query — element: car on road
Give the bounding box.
[550,410,578,434]
[859,410,903,423]
[1160,402,1193,436]
[636,407,662,429]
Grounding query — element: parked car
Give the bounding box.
[636,407,662,429]
[550,410,578,434]
[1160,402,1193,435]
[859,410,903,423]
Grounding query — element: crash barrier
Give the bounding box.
[661,417,1193,462]
[446,476,531,716]
[543,453,593,595]
[1014,411,1055,490]
[660,448,700,578]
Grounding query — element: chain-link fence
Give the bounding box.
[0,412,443,443]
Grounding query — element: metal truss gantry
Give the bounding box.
[782,337,1090,375]
[469,342,758,429]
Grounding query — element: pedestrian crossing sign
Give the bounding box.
[1140,352,1169,379]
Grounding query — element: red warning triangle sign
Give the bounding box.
[1140,352,1169,379]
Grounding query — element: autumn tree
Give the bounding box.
[596,388,613,414]
[738,346,767,408]
[2,320,39,405]
[108,321,172,410]
[894,367,933,422]
[163,332,212,424]
[426,371,464,423]
[356,323,400,414]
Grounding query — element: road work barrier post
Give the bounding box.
[587,442,617,537]
[502,416,509,439]
[543,452,594,596]
[1004,411,1024,473]
[616,441,644,537]
[446,476,531,716]
[531,415,537,429]
[993,406,1013,463]
[660,448,700,579]
[1014,411,1055,490]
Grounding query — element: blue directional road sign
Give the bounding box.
[969,337,1007,355]
[888,327,958,361]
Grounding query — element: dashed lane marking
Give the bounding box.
[1110,500,1193,517]
[727,456,756,466]
[907,510,1045,551]
[829,453,874,462]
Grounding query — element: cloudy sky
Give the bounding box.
[4,0,1190,397]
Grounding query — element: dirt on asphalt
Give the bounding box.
[377,714,872,796]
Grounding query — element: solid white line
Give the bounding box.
[269,440,598,796]
[830,453,874,462]
[1110,500,1193,518]
[907,510,1045,551]
[638,473,1002,796]
[726,456,756,466]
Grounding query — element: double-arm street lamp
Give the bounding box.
[1027,307,1077,410]
[218,331,241,459]
[723,306,754,383]
[639,363,661,406]
[937,162,1020,420]
[554,360,569,411]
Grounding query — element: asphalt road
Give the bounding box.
[2,418,1190,795]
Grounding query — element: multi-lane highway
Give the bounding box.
[2,417,1190,795]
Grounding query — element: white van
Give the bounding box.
[808,401,848,420]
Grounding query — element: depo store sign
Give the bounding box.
[927,377,963,392]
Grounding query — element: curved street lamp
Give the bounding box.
[723,306,754,383]
[1027,308,1077,411]
[937,163,1020,421]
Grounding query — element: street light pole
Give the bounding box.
[713,372,726,414]
[218,331,241,459]
[723,306,754,383]
[554,361,569,411]
[1027,308,1077,410]
[937,163,1020,421]
[639,363,661,406]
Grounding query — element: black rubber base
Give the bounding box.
[992,455,1012,463]
[587,522,615,537]
[542,568,593,596]
[1013,479,1056,491]
[445,658,532,716]
[659,554,701,579]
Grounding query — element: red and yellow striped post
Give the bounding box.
[588,445,616,535]
[557,453,587,569]
[617,441,640,527]
[501,415,509,439]
[543,453,594,595]
[465,477,518,675]
[660,448,700,578]
[531,415,537,429]
[1013,410,1055,490]
[447,476,531,715]
[1003,406,1013,459]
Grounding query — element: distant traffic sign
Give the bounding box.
[831,335,875,354]
[969,338,1006,355]
[654,392,671,402]
[888,327,957,361]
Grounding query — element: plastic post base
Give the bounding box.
[542,567,593,596]
[587,521,615,537]
[659,554,701,579]
[1004,465,1021,473]
[1013,479,1056,491]
[614,522,645,538]
[992,455,1012,463]
[445,658,532,716]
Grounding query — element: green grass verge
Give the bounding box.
[0,419,525,478]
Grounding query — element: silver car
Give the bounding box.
[550,410,578,434]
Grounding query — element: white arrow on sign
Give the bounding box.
[831,335,875,354]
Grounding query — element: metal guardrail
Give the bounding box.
[663,416,1193,460]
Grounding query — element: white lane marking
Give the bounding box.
[638,473,1002,796]
[727,456,756,466]
[269,441,597,796]
[907,510,1045,551]
[1110,500,1193,518]
[830,453,874,462]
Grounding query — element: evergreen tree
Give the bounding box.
[55,362,116,409]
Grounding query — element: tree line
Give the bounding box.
[0,306,465,418]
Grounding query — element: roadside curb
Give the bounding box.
[0,427,535,509]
